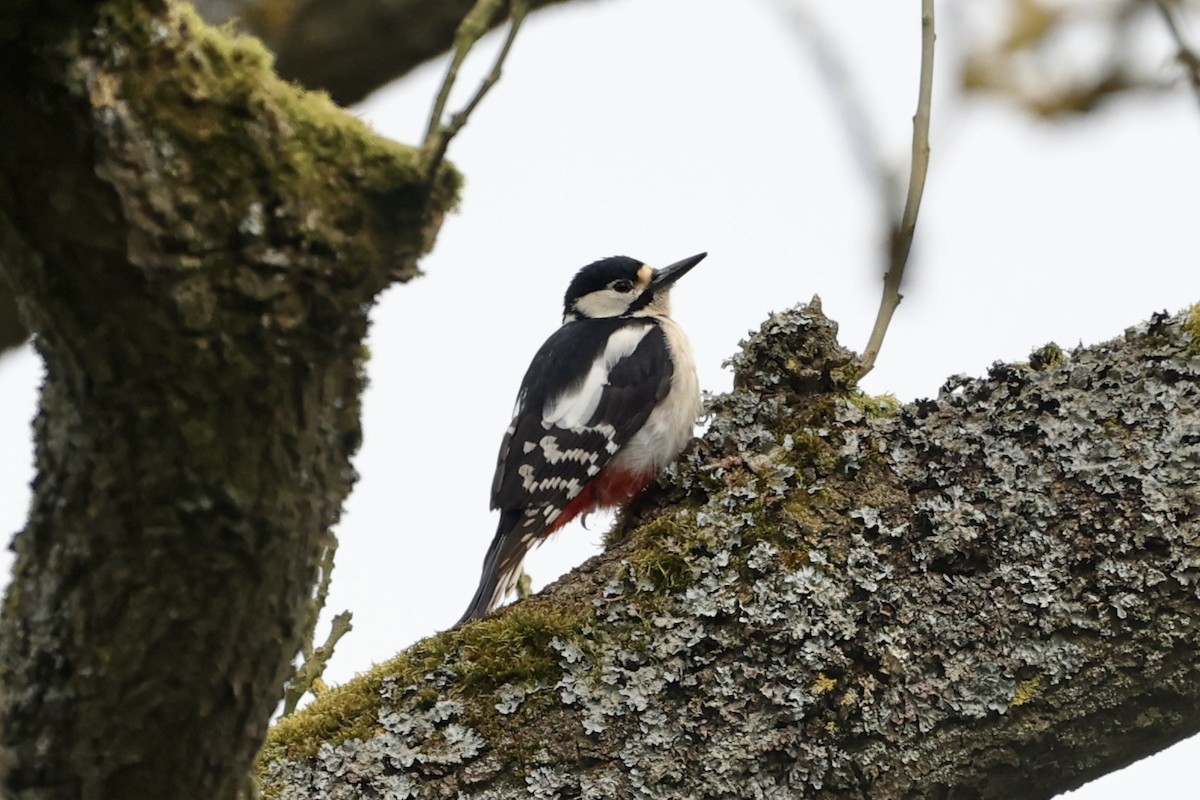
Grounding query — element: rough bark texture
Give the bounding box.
[0,2,458,798]
[0,274,22,355]
[0,0,578,358]
[261,301,1200,799]
[191,0,581,106]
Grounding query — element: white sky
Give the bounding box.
[1,0,1198,795]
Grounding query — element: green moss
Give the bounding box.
[1135,706,1165,728]
[455,602,592,690]
[1186,303,1200,353]
[1012,675,1041,707]
[781,486,834,530]
[261,654,407,766]
[259,601,591,770]
[1028,342,1066,371]
[846,391,901,418]
[621,514,714,595]
[777,427,839,477]
[95,3,461,283]
[625,547,692,594]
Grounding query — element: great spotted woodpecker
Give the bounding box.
[458,253,706,624]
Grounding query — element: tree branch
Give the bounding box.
[0,3,458,798]
[261,300,1200,798]
[1152,0,1200,110]
[0,0,562,360]
[859,0,936,378]
[421,0,530,184]
[190,0,574,105]
[0,237,30,357]
[0,313,21,363]
[281,533,354,717]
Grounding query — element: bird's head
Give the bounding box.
[562,252,706,322]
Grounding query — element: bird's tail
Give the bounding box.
[457,510,535,625]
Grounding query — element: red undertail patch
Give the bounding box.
[544,466,656,537]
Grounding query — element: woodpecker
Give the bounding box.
[457,252,706,624]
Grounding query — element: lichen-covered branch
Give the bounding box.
[262,301,1200,798]
[0,2,458,799]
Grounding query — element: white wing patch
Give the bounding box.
[542,325,652,429]
[537,435,600,466]
[516,465,583,498]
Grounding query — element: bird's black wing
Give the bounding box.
[490,318,672,513]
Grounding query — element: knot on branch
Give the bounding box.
[727,297,856,398]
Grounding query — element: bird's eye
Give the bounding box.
[612,280,634,293]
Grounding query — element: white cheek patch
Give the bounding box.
[543,325,652,428]
[574,290,631,319]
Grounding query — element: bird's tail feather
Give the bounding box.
[457,510,533,625]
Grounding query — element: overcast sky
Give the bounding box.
[1,0,1198,795]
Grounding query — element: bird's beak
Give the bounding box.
[650,252,706,292]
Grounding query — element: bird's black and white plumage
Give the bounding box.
[458,253,705,624]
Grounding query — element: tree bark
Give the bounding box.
[0,274,23,355]
[0,2,458,798]
[190,0,581,106]
[260,301,1200,799]
[0,0,576,359]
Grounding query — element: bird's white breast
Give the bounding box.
[610,316,700,473]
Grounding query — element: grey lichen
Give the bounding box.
[262,302,1200,799]
[265,691,486,799]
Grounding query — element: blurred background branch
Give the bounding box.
[774,0,890,195]
[961,0,1196,116]
[1153,0,1200,108]
[190,0,571,105]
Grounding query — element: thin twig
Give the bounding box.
[422,0,504,146]
[281,611,353,716]
[1152,0,1200,110]
[421,0,529,183]
[280,532,353,717]
[859,0,936,378]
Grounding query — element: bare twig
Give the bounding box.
[421,0,529,183]
[859,0,936,378]
[1152,0,1200,110]
[280,532,354,717]
[281,611,353,716]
